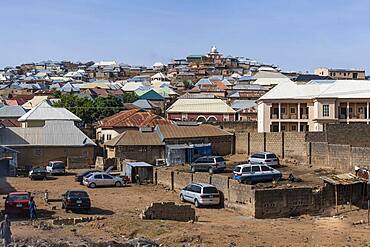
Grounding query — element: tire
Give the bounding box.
[180,194,185,202]
[115,181,122,187]
[89,182,96,188]
[194,199,200,208]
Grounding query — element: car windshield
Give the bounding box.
[266,154,277,159]
[85,173,93,178]
[215,157,225,162]
[8,194,29,201]
[203,187,218,194]
[69,191,89,198]
[53,163,64,169]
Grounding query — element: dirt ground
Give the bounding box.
[0,173,369,247]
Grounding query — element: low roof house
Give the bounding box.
[166,98,236,122]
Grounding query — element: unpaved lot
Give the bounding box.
[0,175,369,246]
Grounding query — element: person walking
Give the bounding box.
[28,197,37,221]
[0,214,12,247]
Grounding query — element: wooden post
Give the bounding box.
[335,184,338,214]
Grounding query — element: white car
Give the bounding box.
[46,161,65,175]
[83,172,123,188]
[180,183,220,208]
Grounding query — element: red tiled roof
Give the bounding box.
[98,109,172,128]
[4,99,20,106]
[0,119,20,127]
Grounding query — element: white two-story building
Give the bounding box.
[258,80,370,132]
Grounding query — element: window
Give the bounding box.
[323,105,329,117]
[94,174,103,179]
[242,166,251,173]
[281,108,286,114]
[291,125,297,131]
[252,166,261,172]
[107,134,112,140]
[191,185,201,193]
[290,108,296,114]
[202,187,218,194]
[34,149,42,156]
[234,167,241,173]
[266,154,277,159]
[103,174,112,179]
[261,166,270,171]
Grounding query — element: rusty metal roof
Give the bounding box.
[98,109,172,128]
[104,130,163,146]
[321,173,366,185]
[157,124,232,140]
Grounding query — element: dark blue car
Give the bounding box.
[233,164,282,184]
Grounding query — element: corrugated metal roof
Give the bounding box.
[0,120,95,146]
[0,106,27,118]
[127,162,153,167]
[18,100,81,122]
[98,109,171,128]
[157,124,232,140]
[167,99,236,114]
[104,130,163,146]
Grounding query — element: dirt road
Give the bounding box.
[0,175,369,246]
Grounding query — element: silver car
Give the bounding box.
[83,172,123,188]
[180,183,220,208]
[190,156,226,174]
[248,152,279,167]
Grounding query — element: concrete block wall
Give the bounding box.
[173,171,192,190]
[284,132,307,162]
[228,179,255,216]
[211,174,229,200]
[328,144,351,171]
[235,132,248,154]
[192,173,211,184]
[265,132,283,157]
[156,169,173,189]
[309,142,329,167]
[249,132,264,154]
[141,202,196,222]
[351,147,370,168]
[254,187,316,218]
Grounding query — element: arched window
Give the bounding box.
[207,116,217,122]
[197,116,207,123]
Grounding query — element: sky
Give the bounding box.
[1,0,370,73]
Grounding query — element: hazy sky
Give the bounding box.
[1,0,370,73]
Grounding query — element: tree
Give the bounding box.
[122,92,138,103]
[183,80,194,89]
[92,96,123,121]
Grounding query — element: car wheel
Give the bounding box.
[115,181,122,187]
[89,182,96,188]
[194,199,200,208]
[180,194,185,202]
[191,166,196,173]
[208,167,214,174]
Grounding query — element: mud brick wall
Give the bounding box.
[210,174,230,200]
[141,202,196,222]
[351,147,370,167]
[284,132,307,162]
[249,132,264,154]
[192,173,211,184]
[310,142,329,167]
[173,171,192,190]
[265,132,283,157]
[235,132,248,154]
[254,187,316,218]
[328,144,351,171]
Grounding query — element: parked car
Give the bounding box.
[4,192,31,215]
[190,156,226,174]
[233,163,282,184]
[29,167,48,180]
[75,170,100,183]
[180,183,220,208]
[248,152,279,167]
[62,190,91,212]
[83,172,123,188]
[46,161,66,175]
